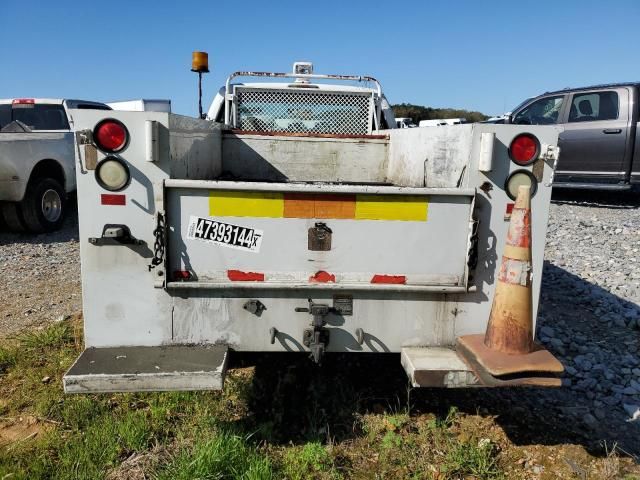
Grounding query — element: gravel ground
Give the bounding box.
[517,190,640,456]
[0,203,80,337]
[0,190,639,457]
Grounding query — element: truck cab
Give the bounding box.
[508,83,640,189]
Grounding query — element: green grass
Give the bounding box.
[0,319,636,479]
[281,442,340,480]
[158,431,275,480]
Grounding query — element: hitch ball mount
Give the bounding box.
[296,300,333,364]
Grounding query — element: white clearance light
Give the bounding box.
[505,169,537,200]
[145,120,159,162]
[479,132,495,172]
[96,157,130,191]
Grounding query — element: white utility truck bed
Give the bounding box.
[63,63,564,393]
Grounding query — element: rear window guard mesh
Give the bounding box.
[233,88,374,135]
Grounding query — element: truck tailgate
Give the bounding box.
[165,180,475,292]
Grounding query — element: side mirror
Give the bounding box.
[504,115,512,125]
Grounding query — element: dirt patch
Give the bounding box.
[0,415,49,447]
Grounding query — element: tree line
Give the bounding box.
[392,103,488,123]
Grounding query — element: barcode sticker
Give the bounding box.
[186,215,263,253]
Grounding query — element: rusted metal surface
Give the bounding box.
[226,129,389,140]
[457,334,563,379]
[308,223,332,251]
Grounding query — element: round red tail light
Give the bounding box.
[508,133,540,166]
[94,119,129,153]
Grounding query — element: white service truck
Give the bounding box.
[63,62,563,393]
[0,98,111,232]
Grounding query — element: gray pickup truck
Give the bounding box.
[505,82,640,190]
[0,98,110,232]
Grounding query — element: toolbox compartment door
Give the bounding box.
[165,180,475,292]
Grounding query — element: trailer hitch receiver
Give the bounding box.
[296,300,331,364]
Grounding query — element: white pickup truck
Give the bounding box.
[0,98,110,232]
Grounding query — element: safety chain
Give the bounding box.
[149,212,165,271]
[467,219,480,273]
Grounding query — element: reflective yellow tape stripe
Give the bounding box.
[209,191,284,217]
[209,191,429,221]
[354,195,428,221]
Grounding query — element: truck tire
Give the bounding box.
[1,202,26,232]
[20,177,66,233]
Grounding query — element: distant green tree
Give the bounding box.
[392,103,488,124]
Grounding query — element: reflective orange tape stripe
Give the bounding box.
[283,193,356,219]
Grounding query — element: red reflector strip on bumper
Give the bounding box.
[173,270,192,281]
[101,194,126,205]
[227,270,265,281]
[371,274,406,284]
[309,271,336,283]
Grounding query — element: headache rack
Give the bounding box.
[234,88,374,136]
[224,69,383,135]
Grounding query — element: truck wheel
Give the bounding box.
[20,177,66,233]
[1,202,26,232]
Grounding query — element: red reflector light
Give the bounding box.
[173,270,192,281]
[508,133,540,166]
[12,98,35,105]
[94,119,128,153]
[371,274,406,284]
[101,194,126,205]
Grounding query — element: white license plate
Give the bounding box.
[186,215,263,253]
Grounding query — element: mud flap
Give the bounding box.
[63,345,228,393]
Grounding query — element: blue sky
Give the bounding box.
[1,1,639,117]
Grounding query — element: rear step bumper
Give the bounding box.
[63,345,228,393]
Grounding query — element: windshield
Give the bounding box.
[513,95,564,125]
[0,104,69,130]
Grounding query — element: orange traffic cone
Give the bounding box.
[456,185,563,385]
[484,184,533,354]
